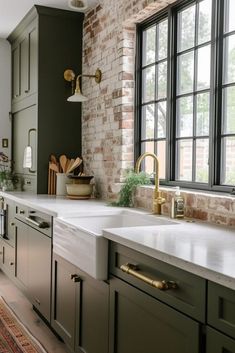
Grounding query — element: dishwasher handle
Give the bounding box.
[25,216,49,229]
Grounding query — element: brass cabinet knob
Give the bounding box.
[10,222,15,226]
[9,262,14,266]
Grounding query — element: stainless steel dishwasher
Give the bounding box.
[15,204,52,322]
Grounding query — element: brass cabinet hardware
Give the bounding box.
[120,263,178,290]
[9,262,14,266]
[70,274,81,283]
[10,222,15,226]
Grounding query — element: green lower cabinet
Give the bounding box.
[109,276,200,353]
[52,253,109,353]
[206,327,235,353]
[51,253,77,350]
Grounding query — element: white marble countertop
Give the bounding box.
[0,191,108,216]
[104,221,235,289]
[1,191,235,289]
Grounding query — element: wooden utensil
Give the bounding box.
[49,162,59,173]
[66,157,83,174]
[65,158,71,173]
[50,154,57,165]
[66,158,75,174]
[59,155,67,173]
[48,163,51,194]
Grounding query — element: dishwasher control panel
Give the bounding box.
[15,205,52,237]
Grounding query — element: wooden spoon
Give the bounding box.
[66,158,75,174]
[66,157,82,174]
[59,155,67,173]
[49,162,59,173]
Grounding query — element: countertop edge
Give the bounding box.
[103,230,235,290]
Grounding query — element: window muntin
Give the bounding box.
[140,18,168,180]
[175,0,212,183]
[221,0,235,186]
[137,0,235,191]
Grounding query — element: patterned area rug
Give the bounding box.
[0,296,47,353]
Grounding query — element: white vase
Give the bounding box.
[56,173,71,196]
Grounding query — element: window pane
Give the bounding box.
[157,140,166,179]
[196,93,210,136]
[141,104,155,140]
[142,66,155,103]
[221,137,235,185]
[157,61,167,99]
[223,35,235,84]
[177,139,193,181]
[157,101,167,138]
[224,0,235,33]
[197,45,211,90]
[157,19,168,61]
[177,51,194,94]
[176,96,193,137]
[140,142,155,176]
[222,86,235,134]
[195,138,209,183]
[177,4,196,52]
[198,0,212,45]
[142,26,156,66]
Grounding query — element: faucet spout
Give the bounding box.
[135,152,165,215]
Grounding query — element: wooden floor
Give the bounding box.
[0,270,67,353]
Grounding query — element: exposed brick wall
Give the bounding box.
[82,0,176,199]
[134,186,235,227]
[82,0,235,227]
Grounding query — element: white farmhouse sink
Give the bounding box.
[53,209,176,280]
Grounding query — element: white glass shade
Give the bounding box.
[67,92,88,102]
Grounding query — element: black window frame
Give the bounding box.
[135,0,235,194]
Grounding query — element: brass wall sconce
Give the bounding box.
[64,68,102,102]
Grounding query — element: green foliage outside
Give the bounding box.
[111,170,151,207]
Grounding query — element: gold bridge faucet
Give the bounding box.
[135,152,166,215]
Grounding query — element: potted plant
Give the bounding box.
[0,153,18,191]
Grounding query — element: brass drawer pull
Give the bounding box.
[120,263,178,290]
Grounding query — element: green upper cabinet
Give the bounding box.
[11,18,38,104]
[8,6,84,193]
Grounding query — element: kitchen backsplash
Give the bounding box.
[134,186,235,228]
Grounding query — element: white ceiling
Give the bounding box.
[0,0,97,39]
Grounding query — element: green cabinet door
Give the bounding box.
[75,270,109,353]
[5,198,16,246]
[207,327,235,353]
[13,104,37,192]
[51,253,78,350]
[109,276,200,353]
[12,45,20,100]
[0,239,15,277]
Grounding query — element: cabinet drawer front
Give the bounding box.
[207,327,235,353]
[110,242,206,322]
[109,276,200,353]
[208,281,235,339]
